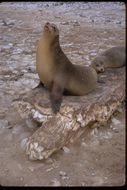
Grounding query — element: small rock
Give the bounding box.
[12,70,19,74]
[81,182,85,186]
[4,168,9,173]
[91,172,95,176]
[105,19,111,23]
[2,19,14,26]
[20,138,28,151]
[45,158,53,164]
[79,14,86,18]
[110,125,119,133]
[50,178,61,186]
[46,167,54,172]
[22,69,28,73]
[117,106,123,113]
[110,125,113,129]
[91,129,95,136]
[104,176,108,180]
[2,20,8,26]
[90,52,97,56]
[81,142,87,147]
[25,119,38,129]
[111,117,121,125]
[28,166,34,172]
[20,177,24,181]
[73,21,80,26]
[62,146,70,154]
[101,131,112,140]
[61,176,69,180]
[59,171,67,176]
[59,171,69,180]
[15,48,23,54]
[116,21,121,24]
[94,128,98,136]
[0,120,8,129]
[61,22,69,25]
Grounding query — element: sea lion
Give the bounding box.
[36,22,98,114]
[91,46,125,73]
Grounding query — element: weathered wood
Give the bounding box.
[13,67,125,160]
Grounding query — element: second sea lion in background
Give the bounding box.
[36,22,98,114]
[91,46,125,73]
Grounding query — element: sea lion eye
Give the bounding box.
[53,26,56,31]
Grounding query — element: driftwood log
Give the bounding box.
[13,67,125,160]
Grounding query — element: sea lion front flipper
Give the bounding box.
[50,82,64,114]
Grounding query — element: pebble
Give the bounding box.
[59,171,69,180]
[81,142,87,147]
[103,132,112,139]
[90,52,97,56]
[50,178,61,186]
[91,172,95,176]
[59,171,67,176]
[116,21,121,24]
[81,182,85,186]
[110,125,119,132]
[93,128,98,136]
[61,176,69,180]
[28,166,34,172]
[12,70,19,74]
[22,69,28,73]
[62,146,70,154]
[46,167,54,172]
[0,119,9,129]
[45,158,53,164]
[117,107,123,113]
[61,22,69,25]
[20,138,28,150]
[20,177,24,181]
[111,117,121,125]
[104,176,108,180]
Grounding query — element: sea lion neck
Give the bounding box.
[49,35,62,55]
[50,35,60,47]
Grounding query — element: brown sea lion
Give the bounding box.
[36,22,98,114]
[91,46,125,73]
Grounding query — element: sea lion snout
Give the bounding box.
[44,22,59,37]
[44,22,50,29]
[98,67,104,73]
[45,22,50,26]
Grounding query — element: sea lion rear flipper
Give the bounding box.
[97,77,105,84]
[50,82,64,114]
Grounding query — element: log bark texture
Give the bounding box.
[13,68,125,160]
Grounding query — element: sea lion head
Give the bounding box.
[91,56,105,73]
[43,22,59,42]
